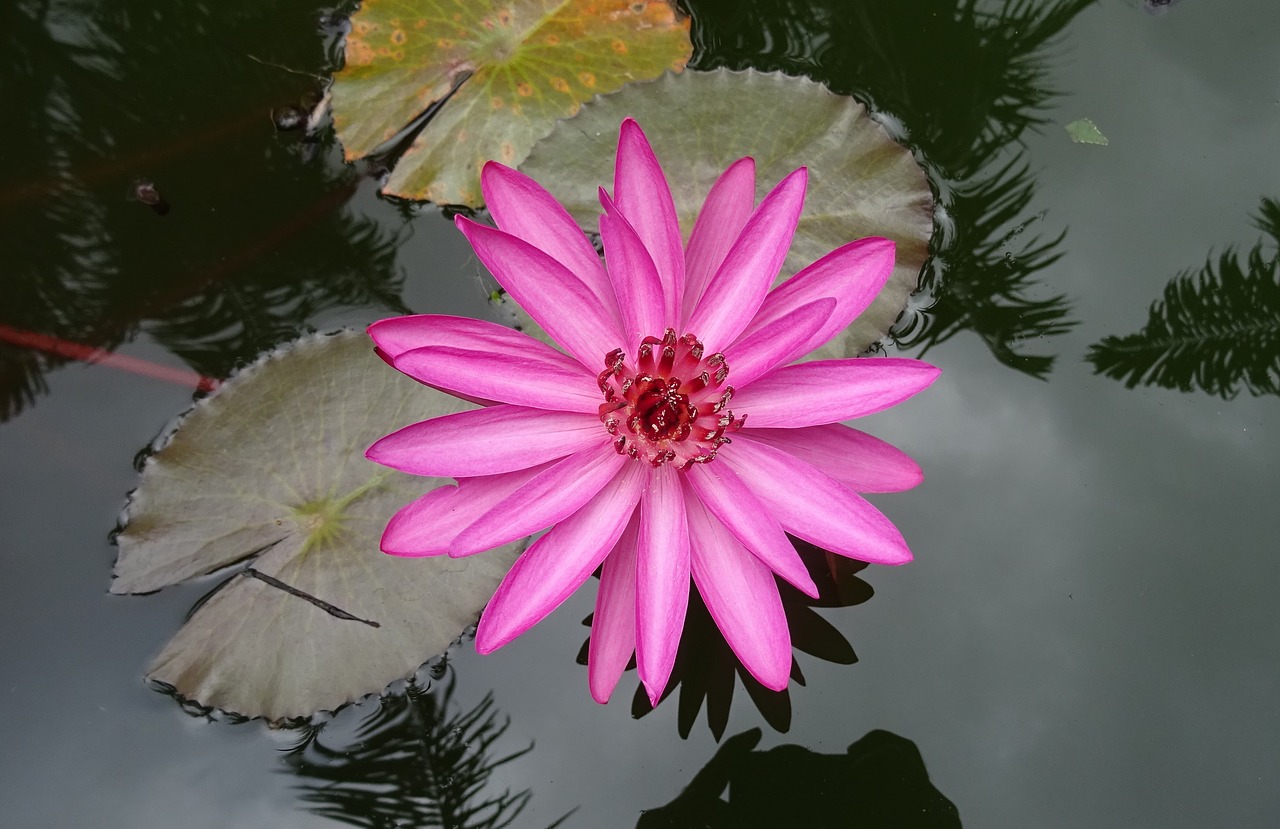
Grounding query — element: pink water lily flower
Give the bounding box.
[367,118,939,705]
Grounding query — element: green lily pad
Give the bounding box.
[519,69,935,357]
[1066,117,1109,146]
[331,0,692,206]
[112,330,522,722]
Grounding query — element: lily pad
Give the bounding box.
[331,0,692,206]
[520,69,935,357]
[112,330,522,722]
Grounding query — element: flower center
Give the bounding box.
[597,328,745,468]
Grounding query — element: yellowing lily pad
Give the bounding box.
[520,69,935,357]
[112,330,523,722]
[332,0,692,206]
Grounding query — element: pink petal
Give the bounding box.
[743,237,896,357]
[722,298,834,389]
[599,191,669,345]
[366,320,503,405]
[741,425,924,493]
[371,317,550,406]
[613,118,684,322]
[455,217,622,367]
[683,157,756,320]
[684,167,808,352]
[685,495,791,691]
[475,462,646,653]
[721,438,914,565]
[731,357,940,428]
[394,328,600,413]
[634,465,690,706]
[366,406,601,477]
[380,464,551,557]
[480,161,621,321]
[588,510,641,704]
[451,445,630,555]
[367,315,446,361]
[382,485,457,557]
[684,464,818,597]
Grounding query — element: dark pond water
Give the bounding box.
[3,0,1278,826]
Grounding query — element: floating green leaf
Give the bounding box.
[113,330,522,721]
[1065,117,1108,145]
[331,0,692,206]
[519,69,934,356]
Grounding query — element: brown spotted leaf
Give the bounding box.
[332,0,691,206]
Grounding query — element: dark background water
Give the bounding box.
[2,0,1277,826]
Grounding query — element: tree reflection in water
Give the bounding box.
[1088,197,1280,398]
[282,669,572,829]
[685,0,1093,377]
[0,0,410,421]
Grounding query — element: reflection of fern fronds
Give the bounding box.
[1254,196,1280,241]
[284,676,541,829]
[1,0,413,422]
[919,0,1097,178]
[691,0,1093,175]
[1087,199,1280,398]
[900,158,1076,379]
[687,0,1086,376]
[1,2,125,421]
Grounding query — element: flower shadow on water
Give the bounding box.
[579,540,874,740]
[636,725,961,828]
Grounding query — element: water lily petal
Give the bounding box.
[683,157,756,320]
[635,464,690,706]
[723,298,834,389]
[372,314,561,364]
[455,217,622,367]
[394,332,601,413]
[475,462,646,654]
[367,314,446,361]
[685,167,808,352]
[367,406,601,477]
[722,438,914,565]
[452,445,629,555]
[481,161,620,321]
[380,464,552,557]
[741,425,923,493]
[599,191,669,344]
[382,484,457,557]
[685,463,818,597]
[588,510,641,704]
[614,118,684,321]
[744,237,896,356]
[732,358,940,427]
[685,493,791,691]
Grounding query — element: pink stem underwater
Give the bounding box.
[0,324,219,392]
